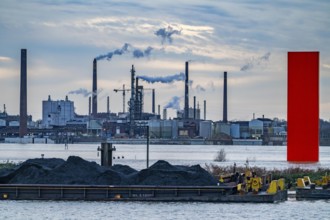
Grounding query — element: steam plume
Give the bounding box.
[95,43,153,61]
[195,85,206,92]
[164,96,181,110]
[155,26,181,44]
[138,72,185,84]
[68,88,91,97]
[241,52,271,71]
[133,46,153,58]
[68,88,103,97]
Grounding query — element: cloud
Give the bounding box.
[0,56,12,62]
[323,64,330,69]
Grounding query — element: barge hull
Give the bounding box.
[296,188,330,200]
[0,184,287,203]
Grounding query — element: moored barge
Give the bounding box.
[0,184,287,203]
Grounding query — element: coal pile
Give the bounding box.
[131,160,218,186]
[0,156,217,186]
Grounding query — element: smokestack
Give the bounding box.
[223,71,228,123]
[158,105,160,116]
[184,61,189,119]
[193,96,196,119]
[92,59,97,116]
[152,89,155,114]
[135,77,139,118]
[88,96,91,116]
[19,49,27,137]
[204,100,206,120]
[107,96,110,114]
[129,65,135,136]
[163,108,167,120]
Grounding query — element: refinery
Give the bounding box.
[0,49,329,146]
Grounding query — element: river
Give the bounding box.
[0,143,329,219]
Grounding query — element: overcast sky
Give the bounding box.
[0,0,329,121]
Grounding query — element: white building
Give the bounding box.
[42,95,75,127]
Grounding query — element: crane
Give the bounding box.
[114,84,155,114]
[113,84,131,113]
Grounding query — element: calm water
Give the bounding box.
[0,199,329,220]
[0,143,329,219]
[0,143,329,170]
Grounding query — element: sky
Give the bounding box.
[0,0,329,122]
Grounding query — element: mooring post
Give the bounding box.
[98,143,116,167]
[147,126,149,168]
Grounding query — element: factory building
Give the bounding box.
[199,121,212,139]
[188,107,200,120]
[0,119,6,127]
[249,119,263,139]
[42,95,75,127]
[230,124,240,139]
[148,120,179,139]
[213,122,231,138]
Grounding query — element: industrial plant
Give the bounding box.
[0,49,329,145]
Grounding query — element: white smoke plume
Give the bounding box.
[138,73,186,84]
[241,52,271,71]
[155,26,181,44]
[195,85,206,92]
[68,88,103,97]
[164,96,181,110]
[68,88,91,97]
[95,43,153,61]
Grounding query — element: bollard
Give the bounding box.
[97,143,116,166]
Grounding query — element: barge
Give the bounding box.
[295,176,330,200]
[296,187,330,200]
[0,184,287,203]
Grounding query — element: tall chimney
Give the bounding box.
[152,89,155,114]
[92,59,97,116]
[184,61,189,119]
[130,65,135,121]
[88,96,91,116]
[107,96,110,114]
[163,108,167,120]
[193,96,196,119]
[135,77,139,119]
[223,71,228,123]
[129,65,135,136]
[204,100,206,120]
[19,49,27,137]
